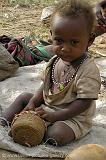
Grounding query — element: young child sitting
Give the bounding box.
[2,0,101,146]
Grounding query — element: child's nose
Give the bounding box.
[61,43,71,52]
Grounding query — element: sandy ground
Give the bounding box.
[0,1,106,159]
[0,5,50,40]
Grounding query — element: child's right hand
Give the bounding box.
[24,103,36,111]
[35,107,56,123]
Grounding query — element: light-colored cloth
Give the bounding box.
[0,59,106,158]
[43,55,101,139]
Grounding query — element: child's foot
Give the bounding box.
[44,138,58,146]
[0,117,10,127]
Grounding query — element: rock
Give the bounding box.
[41,6,55,25]
[0,44,19,81]
[99,37,106,44]
[65,144,106,160]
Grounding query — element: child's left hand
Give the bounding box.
[35,107,56,123]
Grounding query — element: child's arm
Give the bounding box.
[24,83,44,111]
[35,99,92,123]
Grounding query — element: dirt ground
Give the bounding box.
[0,1,106,160]
[0,4,50,40]
[0,2,106,56]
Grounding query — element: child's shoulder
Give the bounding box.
[75,57,101,91]
[82,57,99,70]
[45,55,57,68]
[78,57,100,78]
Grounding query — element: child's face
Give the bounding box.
[51,14,93,62]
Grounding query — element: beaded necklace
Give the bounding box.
[51,55,88,91]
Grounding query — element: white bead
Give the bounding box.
[51,56,87,87]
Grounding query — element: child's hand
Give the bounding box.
[35,107,56,123]
[24,103,36,111]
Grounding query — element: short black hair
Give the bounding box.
[52,0,96,34]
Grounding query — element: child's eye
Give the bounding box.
[53,38,63,44]
[70,40,79,46]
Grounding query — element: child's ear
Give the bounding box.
[88,32,95,47]
[48,30,53,44]
[50,29,52,36]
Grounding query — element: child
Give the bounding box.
[2,0,101,146]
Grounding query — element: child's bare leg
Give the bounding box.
[45,121,75,146]
[2,92,33,124]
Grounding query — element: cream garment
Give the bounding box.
[42,55,101,139]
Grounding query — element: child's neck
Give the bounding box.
[62,52,88,68]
